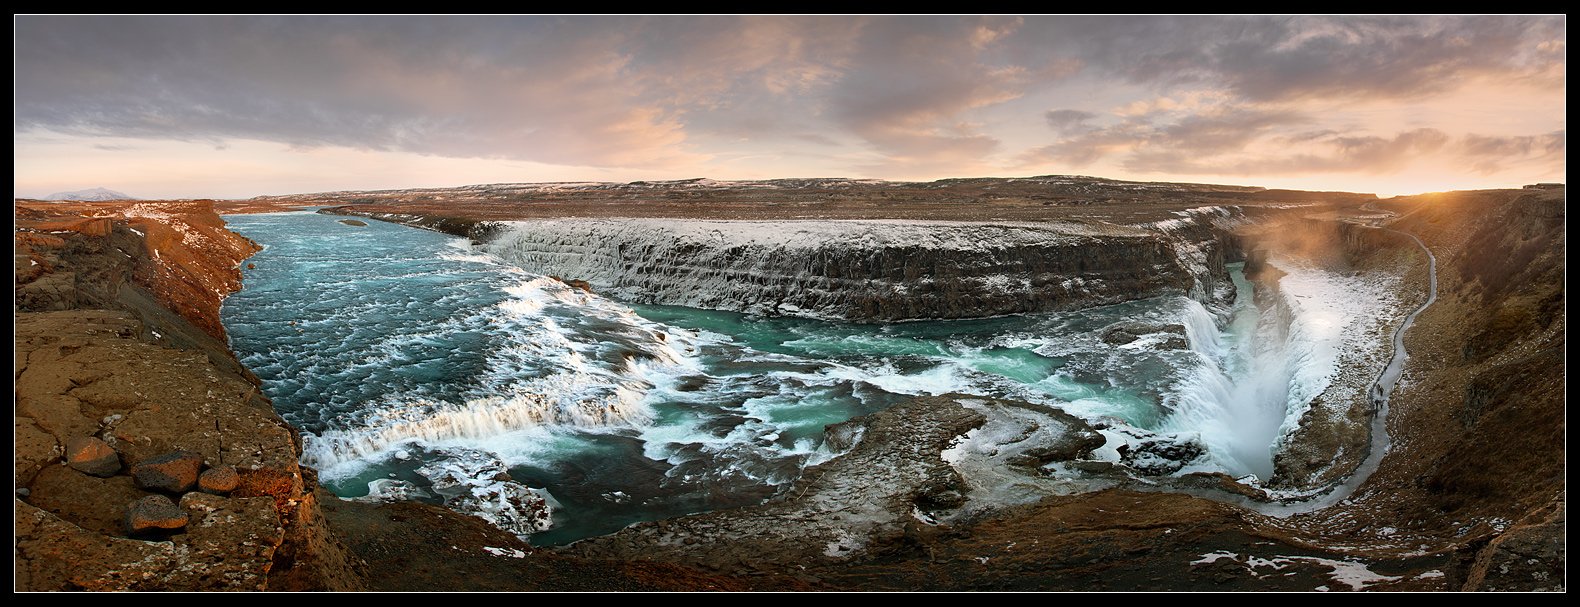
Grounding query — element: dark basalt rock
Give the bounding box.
[1118,435,1207,476]
[1100,321,1189,347]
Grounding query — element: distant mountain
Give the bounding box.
[44,187,136,201]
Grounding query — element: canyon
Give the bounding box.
[13,176,1564,591]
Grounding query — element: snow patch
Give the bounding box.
[482,546,527,558]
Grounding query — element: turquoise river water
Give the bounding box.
[221,211,1281,545]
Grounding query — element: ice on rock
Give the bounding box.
[416,447,555,536]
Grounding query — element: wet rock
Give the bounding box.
[823,420,866,453]
[1100,321,1189,347]
[1177,472,1270,501]
[914,483,968,510]
[199,465,240,495]
[1119,435,1206,476]
[125,495,188,537]
[356,478,433,502]
[1156,335,1190,350]
[567,395,987,570]
[549,275,595,293]
[417,447,554,535]
[1005,408,1107,466]
[131,451,203,493]
[673,376,709,392]
[338,219,368,227]
[1070,460,1119,475]
[64,436,121,477]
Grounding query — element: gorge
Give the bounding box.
[14,177,1565,591]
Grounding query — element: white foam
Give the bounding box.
[304,255,706,476]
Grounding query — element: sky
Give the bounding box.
[13,15,1566,199]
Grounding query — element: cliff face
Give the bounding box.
[479,215,1241,321]
[16,201,262,380]
[14,201,364,590]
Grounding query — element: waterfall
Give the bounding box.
[1160,290,1293,479]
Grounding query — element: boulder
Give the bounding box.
[131,451,203,493]
[549,275,595,293]
[125,495,188,537]
[64,436,121,477]
[1118,435,1207,476]
[198,465,240,495]
[1156,335,1190,350]
[338,219,368,227]
[1100,321,1189,347]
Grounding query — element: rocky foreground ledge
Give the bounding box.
[15,200,364,590]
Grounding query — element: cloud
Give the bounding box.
[1142,128,1452,175]
[1019,119,1150,168]
[624,16,865,106]
[1458,131,1566,174]
[13,16,1567,181]
[1044,109,1096,134]
[1016,102,1557,179]
[15,17,712,169]
[825,17,1045,175]
[1020,106,1305,168]
[1004,15,1565,102]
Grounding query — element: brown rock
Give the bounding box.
[125,495,188,537]
[27,466,146,536]
[199,465,240,495]
[15,416,59,485]
[132,451,203,493]
[65,436,121,477]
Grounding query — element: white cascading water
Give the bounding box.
[1160,269,1299,480]
[301,274,701,474]
[1158,257,1398,481]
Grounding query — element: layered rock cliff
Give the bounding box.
[478,214,1241,322]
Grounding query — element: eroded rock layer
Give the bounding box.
[480,216,1238,321]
